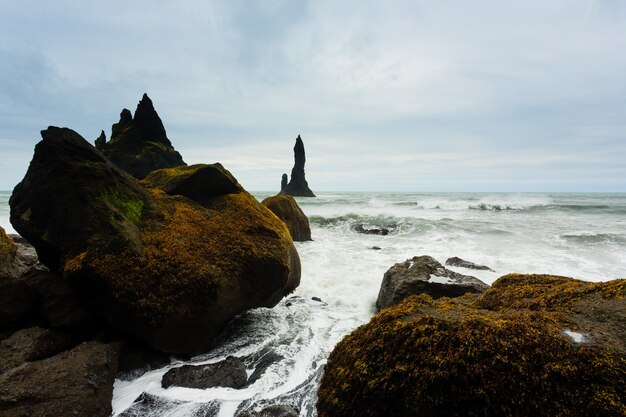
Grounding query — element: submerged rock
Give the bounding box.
[280,135,315,197]
[354,224,391,235]
[96,93,185,179]
[10,127,300,353]
[0,340,120,417]
[161,356,247,389]
[261,194,312,241]
[445,256,494,271]
[318,275,626,417]
[376,255,489,310]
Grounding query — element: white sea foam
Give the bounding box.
[563,330,586,344]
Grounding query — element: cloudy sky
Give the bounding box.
[1,1,625,192]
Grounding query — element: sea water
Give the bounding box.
[1,191,625,416]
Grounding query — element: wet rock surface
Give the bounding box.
[445,256,494,271]
[376,255,489,310]
[161,356,247,389]
[262,194,312,241]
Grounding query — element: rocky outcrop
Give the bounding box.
[2,235,47,279]
[281,173,288,191]
[280,135,315,197]
[0,277,38,331]
[0,327,74,372]
[10,127,300,353]
[376,255,489,310]
[445,256,494,271]
[161,356,247,389]
[261,195,312,241]
[95,94,185,179]
[0,341,120,417]
[318,275,626,417]
[237,405,299,417]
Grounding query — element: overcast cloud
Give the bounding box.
[1,0,625,191]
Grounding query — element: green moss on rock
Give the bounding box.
[317,276,626,417]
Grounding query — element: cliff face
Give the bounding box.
[95,94,186,179]
[280,135,315,197]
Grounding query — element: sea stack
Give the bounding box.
[95,93,186,179]
[280,135,315,197]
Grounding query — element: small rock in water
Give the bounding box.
[161,355,247,389]
[445,256,494,271]
[354,224,391,235]
[312,297,323,302]
[237,404,299,417]
[371,246,382,250]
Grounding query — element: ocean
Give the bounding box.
[2,191,625,416]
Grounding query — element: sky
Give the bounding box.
[1,0,625,192]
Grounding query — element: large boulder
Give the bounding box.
[318,275,626,417]
[95,93,185,179]
[0,341,120,417]
[279,135,315,197]
[0,327,74,373]
[261,195,312,241]
[161,356,247,389]
[10,127,300,353]
[376,255,489,310]
[0,277,38,331]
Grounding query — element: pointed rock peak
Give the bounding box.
[94,130,106,149]
[280,134,315,197]
[119,109,132,125]
[133,93,168,144]
[281,173,288,191]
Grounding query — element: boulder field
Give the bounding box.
[318,274,626,417]
[9,126,300,354]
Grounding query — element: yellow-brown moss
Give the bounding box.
[69,188,293,322]
[477,273,626,312]
[318,279,626,417]
[0,225,17,264]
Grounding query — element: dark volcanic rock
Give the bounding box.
[280,135,315,197]
[354,224,391,235]
[281,173,288,191]
[0,340,120,417]
[21,270,95,333]
[0,327,74,373]
[97,93,186,179]
[94,130,106,148]
[376,255,489,310]
[0,277,38,331]
[10,127,300,353]
[445,256,494,271]
[237,404,299,417]
[318,276,626,417]
[117,341,171,379]
[161,356,247,389]
[261,195,312,241]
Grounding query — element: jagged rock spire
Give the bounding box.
[280,135,315,197]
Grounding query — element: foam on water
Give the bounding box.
[1,191,625,416]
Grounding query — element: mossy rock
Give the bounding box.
[317,275,626,417]
[0,226,17,274]
[261,195,312,241]
[11,127,300,353]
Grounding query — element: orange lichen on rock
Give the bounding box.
[317,275,626,417]
[0,226,17,267]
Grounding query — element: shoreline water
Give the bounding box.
[2,190,625,416]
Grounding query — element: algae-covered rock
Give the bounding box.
[0,226,17,276]
[376,255,489,310]
[261,195,312,241]
[96,94,185,179]
[318,275,626,417]
[10,127,300,353]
